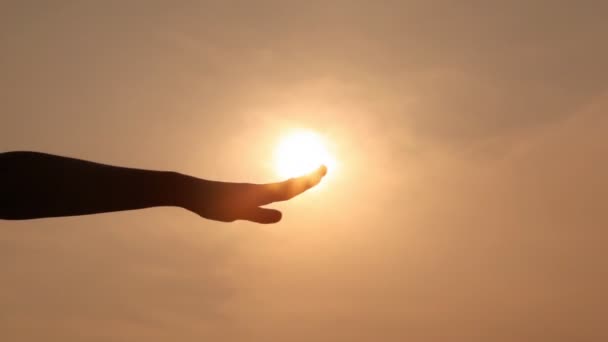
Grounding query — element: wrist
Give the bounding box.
[166,171,196,211]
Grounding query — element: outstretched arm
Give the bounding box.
[1,151,327,223]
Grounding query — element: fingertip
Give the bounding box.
[264,165,328,203]
[319,164,328,176]
[249,208,282,224]
[267,210,282,223]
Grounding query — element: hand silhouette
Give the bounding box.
[183,165,327,223]
[1,151,328,223]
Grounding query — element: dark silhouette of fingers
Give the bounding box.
[262,165,327,203]
[241,207,283,224]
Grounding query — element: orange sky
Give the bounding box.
[1,2,607,341]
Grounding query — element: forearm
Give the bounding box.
[1,151,186,219]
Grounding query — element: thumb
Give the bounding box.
[241,207,283,224]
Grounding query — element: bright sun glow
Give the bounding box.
[274,130,336,179]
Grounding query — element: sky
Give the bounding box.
[1,1,607,341]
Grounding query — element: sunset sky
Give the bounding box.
[1,1,607,341]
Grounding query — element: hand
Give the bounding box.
[183,165,328,224]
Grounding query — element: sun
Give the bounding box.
[274,130,336,179]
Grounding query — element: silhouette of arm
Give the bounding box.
[1,151,326,223]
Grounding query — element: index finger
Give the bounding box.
[260,165,328,204]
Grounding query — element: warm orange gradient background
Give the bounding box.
[2,2,607,341]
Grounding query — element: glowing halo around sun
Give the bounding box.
[274,130,336,179]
